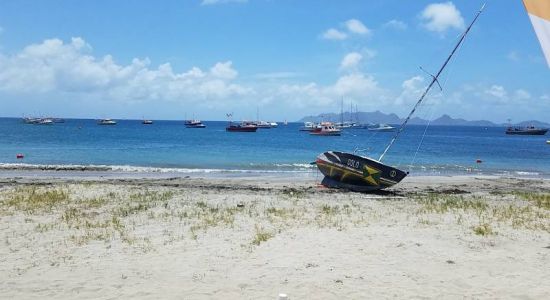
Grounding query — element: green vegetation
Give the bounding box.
[473,223,494,236]
[251,226,274,246]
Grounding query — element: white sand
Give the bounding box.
[0,175,549,299]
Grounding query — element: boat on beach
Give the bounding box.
[185,120,206,128]
[309,122,341,136]
[315,5,485,192]
[505,126,548,135]
[98,119,117,125]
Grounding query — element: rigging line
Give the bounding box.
[378,3,485,162]
[410,35,465,170]
[410,21,471,171]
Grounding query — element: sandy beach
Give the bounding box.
[0,173,549,299]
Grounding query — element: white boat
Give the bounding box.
[309,122,341,136]
[368,123,395,132]
[299,122,317,131]
[269,122,278,128]
[98,119,117,125]
[185,120,206,128]
[37,118,54,125]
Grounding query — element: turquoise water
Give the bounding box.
[0,118,548,176]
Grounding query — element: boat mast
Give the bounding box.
[378,3,485,162]
[340,97,344,126]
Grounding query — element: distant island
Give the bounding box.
[298,111,550,128]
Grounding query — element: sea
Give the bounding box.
[0,118,548,178]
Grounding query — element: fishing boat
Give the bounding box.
[185,120,206,128]
[98,119,117,125]
[315,4,485,192]
[226,121,258,132]
[368,124,395,132]
[506,125,548,135]
[299,122,317,131]
[310,122,341,136]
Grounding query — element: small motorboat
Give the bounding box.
[254,120,272,129]
[185,120,206,128]
[226,121,257,132]
[299,122,317,131]
[269,122,278,128]
[98,119,117,125]
[142,120,153,125]
[37,118,54,125]
[309,122,341,136]
[368,124,395,132]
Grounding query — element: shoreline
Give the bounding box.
[0,162,547,180]
[1,175,549,298]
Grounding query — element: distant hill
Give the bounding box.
[298,111,550,127]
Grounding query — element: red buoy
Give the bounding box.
[16,154,24,159]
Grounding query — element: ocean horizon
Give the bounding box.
[0,117,548,178]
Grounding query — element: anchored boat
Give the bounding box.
[506,125,548,135]
[315,4,485,192]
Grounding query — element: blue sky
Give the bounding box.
[0,0,548,122]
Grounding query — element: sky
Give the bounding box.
[0,0,548,122]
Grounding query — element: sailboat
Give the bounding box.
[315,4,485,192]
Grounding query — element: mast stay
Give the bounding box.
[378,3,486,162]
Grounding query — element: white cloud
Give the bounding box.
[484,85,507,101]
[395,76,425,106]
[345,19,371,35]
[340,52,362,70]
[0,37,251,102]
[210,61,238,79]
[201,0,247,5]
[321,19,371,41]
[322,28,348,40]
[513,89,531,101]
[383,19,407,30]
[420,2,465,33]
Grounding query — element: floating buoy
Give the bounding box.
[16,153,24,159]
[476,159,482,163]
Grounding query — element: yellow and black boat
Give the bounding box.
[315,4,485,192]
[316,151,407,192]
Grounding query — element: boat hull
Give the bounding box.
[226,126,257,132]
[310,131,341,136]
[505,129,548,135]
[316,151,408,192]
